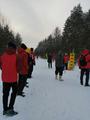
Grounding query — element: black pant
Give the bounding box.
[48,62,52,68]
[55,67,64,76]
[17,74,27,94]
[64,63,68,70]
[3,82,17,111]
[80,69,89,85]
[28,64,33,78]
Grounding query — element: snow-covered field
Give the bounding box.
[0,58,90,120]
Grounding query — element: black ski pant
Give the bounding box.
[64,63,68,70]
[17,74,27,94]
[55,67,64,76]
[28,64,33,78]
[3,82,17,111]
[80,68,89,85]
[48,62,52,68]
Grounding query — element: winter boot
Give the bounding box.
[3,110,8,115]
[80,80,83,85]
[85,83,90,87]
[59,75,61,80]
[6,109,18,116]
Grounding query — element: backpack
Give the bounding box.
[79,55,87,66]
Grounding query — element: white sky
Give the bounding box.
[0,0,90,48]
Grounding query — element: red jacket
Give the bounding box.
[64,55,69,63]
[0,48,18,83]
[17,48,28,75]
[78,49,90,69]
[30,51,35,65]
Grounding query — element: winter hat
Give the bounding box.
[21,43,27,50]
[30,48,33,52]
[82,49,89,55]
[8,41,16,49]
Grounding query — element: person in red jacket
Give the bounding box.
[0,42,18,116]
[63,53,69,70]
[17,43,28,97]
[78,49,90,86]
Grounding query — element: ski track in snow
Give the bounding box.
[0,58,90,120]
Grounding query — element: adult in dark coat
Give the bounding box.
[47,53,52,68]
[55,51,64,80]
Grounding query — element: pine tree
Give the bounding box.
[62,4,84,53]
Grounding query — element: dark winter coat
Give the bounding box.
[55,53,64,68]
[47,54,52,63]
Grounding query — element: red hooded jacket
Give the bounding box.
[17,48,28,75]
[0,48,18,83]
[78,49,90,69]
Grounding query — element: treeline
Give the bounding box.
[35,4,90,58]
[0,13,22,54]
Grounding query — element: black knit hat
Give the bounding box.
[8,41,16,49]
[31,48,33,51]
[21,43,27,50]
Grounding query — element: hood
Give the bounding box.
[6,48,16,55]
[81,49,89,55]
[18,48,25,54]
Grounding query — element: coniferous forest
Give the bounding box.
[35,4,90,58]
[0,4,90,57]
[0,13,22,54]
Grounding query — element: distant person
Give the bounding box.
[0,42,18,116]
[55,51,64,80]
[47,53,52,68]
[63,53,69,70]
[28,48,36,78]
[78,49,90,86]
[25,48,31,79]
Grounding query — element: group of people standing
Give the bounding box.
[47,52,69,80]
[47,49,90,84]
[0,41,90,117]
[55,49,90,86]
[0,41,35,116]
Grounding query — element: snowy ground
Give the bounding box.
[0,58,90,120]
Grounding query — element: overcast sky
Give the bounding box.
[0,0,90,48]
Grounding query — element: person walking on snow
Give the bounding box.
[55,51,64,80]
[78,49,90,86]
